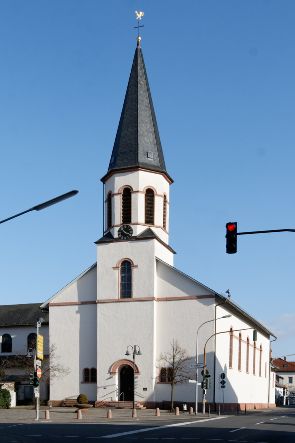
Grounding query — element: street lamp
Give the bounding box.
[125,345,142,411]
[195,315,231,414]
[202,327,254,414]
[35,317,44,421]
[0,190,79,225]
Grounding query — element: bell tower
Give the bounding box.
[100,37,173,246]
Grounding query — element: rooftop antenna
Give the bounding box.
[134,10,144,46]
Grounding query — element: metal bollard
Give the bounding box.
[208,404,210,417]
[107,409,112,419]
[218,404,221,416]
[155,407,160,417]
[45,409,50,420]
[132,408,137,418]
[189,406,193,415]
[77,409,82,419]
[175,407,180,416]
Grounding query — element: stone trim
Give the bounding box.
[109,359,140,375]
[49,295,215,307]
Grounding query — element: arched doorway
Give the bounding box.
[119,365,134,401]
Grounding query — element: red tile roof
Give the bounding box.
[272,358,295,372]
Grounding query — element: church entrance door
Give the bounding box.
[119,365,134,401]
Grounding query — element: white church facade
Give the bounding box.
[40,38,276,411]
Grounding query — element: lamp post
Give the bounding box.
[202,327,255,414]
[35,317,44,421]
[125,345,142,411]
[195,315,231,414]
[0,190,79,225]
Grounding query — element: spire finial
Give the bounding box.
[134,11,144,46]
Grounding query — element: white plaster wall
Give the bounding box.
[97,240,157,299]
[215,305,272,405]
[52,265,97,303]
[96,301,156,403]
[49,304,97,401]
[104,170,170,243]
[156,260,212,298]
[0,326,49,356]
[155,298,216,403]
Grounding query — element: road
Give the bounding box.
[0,408,294,442]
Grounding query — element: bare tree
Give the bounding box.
[40,344,70,382]
[159,339,191,411]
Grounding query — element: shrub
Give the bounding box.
[77,394,88,404]
[0,389,11,409]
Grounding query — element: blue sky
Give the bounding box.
[0,0,294,358]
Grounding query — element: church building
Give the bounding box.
[41,36,276,411]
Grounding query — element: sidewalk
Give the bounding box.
[0,407,219,424]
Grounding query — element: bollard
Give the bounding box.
[77,409,82,420]
[218,404,221,416]
[45,409,50,420]
[244,404,247,415]
[132,408,137,418]
[107,409,112,419]
[155,407,160,417]
[189,406,193,415]
[208,404,211,417]
[175,406,180,416]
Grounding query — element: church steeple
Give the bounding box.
[102,41,172,183]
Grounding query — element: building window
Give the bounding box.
[259,345,262,377]
[83,368,90,383]
[27,333,37,352]
[246,337,250,373]
[145,188,155,225]
[107,192,112,229]
[1,334,12,353]
[163,195,167,230]
[238,333,242,371]
[90,368,97,383]
[120,260,132,298]
[159,367,173,383]
[229,328,233,368]
[253,343,256,375]
[289,377,293,384]
[122,188,132,224]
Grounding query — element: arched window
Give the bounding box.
[229,328,233,368]
[238,333,242,371]
[259,345,262,377]
[145,188,155,225]
[1,334,12,353]
[163,195,167,230]
[120,260,132,298]
[27,333,37,352]
[122,188,132,224]
[253,342,256,375]
[246,337,250,373]
[107,192,112,229]
[83,368,90,383]
[90,368,97,383]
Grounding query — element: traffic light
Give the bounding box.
[29,373,34,385]
[33,371,39,387]
[253,329,257,342]
[220,372,226,389]
[226,222,237,254]
[201,369,210,390]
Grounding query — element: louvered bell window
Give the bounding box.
[122,188,132,224]
[145,188,155,225]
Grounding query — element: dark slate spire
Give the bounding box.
[102,40,172,183]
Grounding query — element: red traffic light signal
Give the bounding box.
[226,222,237,254]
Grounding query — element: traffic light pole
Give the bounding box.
[35,319,42,421]
[237,228,295,235]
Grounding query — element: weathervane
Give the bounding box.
[134,10,144,46]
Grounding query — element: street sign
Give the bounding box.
[34,388,40,398]
[188,379,196,384]
[37,334,44,360]
[36,367,42,378]
[189,363,204,369]
[35,359,42,367]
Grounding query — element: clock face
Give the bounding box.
[118,224,133,240]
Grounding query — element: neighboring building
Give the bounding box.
[273,357,295,403]
[40,36,276,411]
[0,303,48,404]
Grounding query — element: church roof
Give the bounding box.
[0,303,48,327]
[102,41,172,183]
